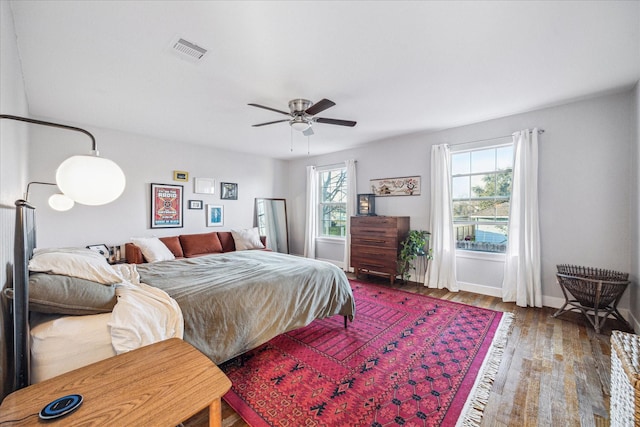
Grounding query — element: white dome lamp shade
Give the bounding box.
[56,154,126,205]
[48,193,75,211]
[1,114,126,207]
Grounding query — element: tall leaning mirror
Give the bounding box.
[255,198,289,254]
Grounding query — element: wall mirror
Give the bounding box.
[255,198,289,254]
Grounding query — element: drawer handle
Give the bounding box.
[360,239,386,244]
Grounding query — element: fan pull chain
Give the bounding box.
[307,135,310,155]
[290,127,294,152]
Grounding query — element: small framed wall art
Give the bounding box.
[151,183,184,228]
[173,170,189,182]
[370,176,421,196]
[188,200,203,210]
[206,204,224,227]
[220,182,238,200]
[194,177,215,194]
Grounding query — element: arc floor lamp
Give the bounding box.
[1,114,126,390]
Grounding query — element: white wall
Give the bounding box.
[1,0,30,399]
[631,82,639,332]
[288,90,635,313]
[27,125,289,250]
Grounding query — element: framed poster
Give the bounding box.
[370,176,421,196]
[151,183,183,228]
[206,205,223,227]
[220,182,238,200]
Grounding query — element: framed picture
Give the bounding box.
[87,244,110,259]
[173,170,189,182]
[194,177,215,194]
[151,183,183,228]
[188,199,203,210]
[206,204,223,227]
[370,176,421,196]
[220,182,238,200]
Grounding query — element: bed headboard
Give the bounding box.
[13,199,36,390]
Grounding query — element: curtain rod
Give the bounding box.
[447,128,544,147]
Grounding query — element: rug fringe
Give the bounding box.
[456,312,515,427]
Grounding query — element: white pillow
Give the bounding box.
[130,237,175,263]
[29,247,123,285]
[231,228,265,251]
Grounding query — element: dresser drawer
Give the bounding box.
[351,234,398,248]
[351,225,397,237]
[351,258,398,275]
[351,245,397,260]
[351,216,399,228]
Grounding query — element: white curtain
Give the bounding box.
[502,129,542,307]
[343,159,357,271]
[303,165,317,258]
[426,144,458,291]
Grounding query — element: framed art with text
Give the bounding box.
[151,183,183,228]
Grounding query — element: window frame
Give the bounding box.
[450,142,513,254]
[316,165,348,240]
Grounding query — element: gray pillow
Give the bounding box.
[5,273,117,315]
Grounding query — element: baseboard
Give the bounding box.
[457,282,636,328]
[457,281,502,298]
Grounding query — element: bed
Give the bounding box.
[8,201,355,390]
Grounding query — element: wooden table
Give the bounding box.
[0,338,232,426]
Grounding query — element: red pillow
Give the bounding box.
[217,232,236,252]
[179,232,223,257]
[159,236,184,258]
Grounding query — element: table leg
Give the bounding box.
[208,398,222,427]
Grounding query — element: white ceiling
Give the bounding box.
[8,1,640,160]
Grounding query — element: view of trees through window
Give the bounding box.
[318,167,347,237]
[451,144,513,253]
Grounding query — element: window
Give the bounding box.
[451,144,513,253]
[318,166,347,238]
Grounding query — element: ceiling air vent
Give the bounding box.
[171,38,208,62]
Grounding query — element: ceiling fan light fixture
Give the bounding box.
[290,120,311,132]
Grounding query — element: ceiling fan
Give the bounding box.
[248,98,356,136]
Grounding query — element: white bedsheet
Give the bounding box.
[30,312,116,383]
[109,277,184,354]
[30,263,184,383]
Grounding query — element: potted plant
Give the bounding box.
[397,230,432,283]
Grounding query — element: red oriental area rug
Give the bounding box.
[221,280,513,427]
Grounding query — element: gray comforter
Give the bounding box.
[136,250,355,363]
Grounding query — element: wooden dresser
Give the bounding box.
[350,216,409,284]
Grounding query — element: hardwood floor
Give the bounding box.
[184,275,633,427]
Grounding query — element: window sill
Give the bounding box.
[316,236,345,244]
[456,250,505,262]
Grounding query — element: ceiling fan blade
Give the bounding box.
[248,103,290,116]
[305,98,335,116]
[252,119,289,127]
[303,127,314,136]
[315,117,357,127]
